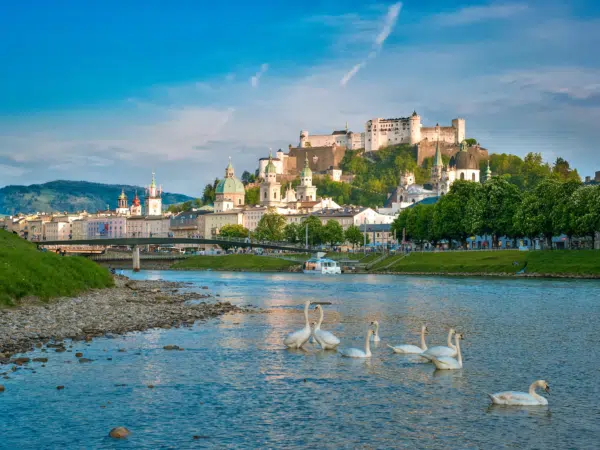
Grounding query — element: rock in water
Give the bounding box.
[163,345,181,351]
[78,358,93,363]
[56,385,65,390]
[109,427,131,439]
[75,353,83,358]
[0,385,5,392]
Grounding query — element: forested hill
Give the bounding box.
[0,180,193,215]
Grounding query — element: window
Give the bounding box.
[472,173,476,181]
[264,192,267,199]
[460,173,465,180]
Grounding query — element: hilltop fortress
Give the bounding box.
[259,112,487,178]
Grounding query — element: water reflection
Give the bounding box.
[1,271,599,449]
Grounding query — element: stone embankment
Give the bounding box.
[0,276,246,358]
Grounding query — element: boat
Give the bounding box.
[302,252,342,275]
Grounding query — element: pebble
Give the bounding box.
[0,385,4,392]
[75,353,83,358]
[109,427,131,439]
[56,385,64,390]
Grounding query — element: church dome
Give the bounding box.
[216,177,245,195]
[454,144,479,170]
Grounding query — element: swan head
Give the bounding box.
[370,320,379,327]
[422,324,429,334]
[314,304,322,311]
[537,380,550,394]
[455,332,464,340]
[449,328,456,335]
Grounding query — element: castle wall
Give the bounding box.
[420,127,457,145]
[416,141,489,165]
[300,133,338,148]
[288,146,346,173]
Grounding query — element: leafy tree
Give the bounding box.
[464,138,478,146]
[550,180,582,246]
[202,179,219,204]
[241,170,256,185]
[245,186,260,205]
[218,224,249,239]
[480,177,522,247]
[345,225,364,249]
[322,220,344,246]
[571,185,600,247]
[301,215,324,246]
[284,223,302,243]
[254,212,287,241]
[513,178,560,248]
[552,157,581,183]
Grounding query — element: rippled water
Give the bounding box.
[2,271,600,449]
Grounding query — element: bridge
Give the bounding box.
[37,237,314,271]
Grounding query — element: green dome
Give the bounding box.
[300,155,312,177]
[216,177,245,195]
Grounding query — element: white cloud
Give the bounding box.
[250,63,269,88]
[0,164,28,178]
[434,3,529,26]
[340,2,402,86]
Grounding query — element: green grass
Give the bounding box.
[369,253,408,271]
[0,230,114,307]
[172,254,302,271]
[372,250,600,276]
[526,251,600,275]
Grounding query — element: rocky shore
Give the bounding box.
[0,276,247,358]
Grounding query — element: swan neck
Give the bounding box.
[421,327,428,350]
[317,307,324,328]
[304,303,310,328]
[447,330,453,347]
[528,382,544,401]
[365,332,372,356]
[455,335,462,367]
[374,322,379,335]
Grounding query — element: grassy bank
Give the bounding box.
[0,230,114,307]
[172,254,301,272]
[371,250,600,277]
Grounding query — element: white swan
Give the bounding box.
[489,380,550,406]
[339,329,374,358]
[421,328,457,358]
[283,300,311,349]
[421,333,464,370]
[313,305,340,350]
[370,321,381,342]
[387,325,428,354]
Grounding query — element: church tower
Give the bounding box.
[431,140,443,189]
[144,172,163,216]
[260,152,282,207]
[296,155,317,201]
[130,191,142,216]
[116,189,130,216]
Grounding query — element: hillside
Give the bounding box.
[0,180,194,215]
[0,229,114,306]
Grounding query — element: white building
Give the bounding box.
[365,113,466,152]
[116,189,130,216]
[127,216,169,238]
[260,153,283,207]
[88,216,128,239]
[299,125,365,150]
[296,155,317,202]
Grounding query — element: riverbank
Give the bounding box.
[172,254,302,272]
[0,277,246,357]
[370,250,600,278]
[0,230,113,307]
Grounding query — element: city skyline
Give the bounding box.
[1,0,599,196]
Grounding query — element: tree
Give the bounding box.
[254,212,287,241]
[284,223,302,243]
[464,138,478,146]
[218,224,249,239]
[550,180,582,246]
[241,170,256,185]
[552,157,581,183]
[571,185,600,247]
[322,220,344,246]
[513,178,560,248]
[480,177,522,247]
[202,179,219,204]
[245,186,260,205]
[301,215,324,246]
[345,225,363,249]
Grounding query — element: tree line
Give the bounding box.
[391,177,600,249]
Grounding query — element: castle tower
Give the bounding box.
[144,171,163,216]
[452,118,466,144]
[299,130,309,148]
[130,191,142,216]
[260,152,282,207]
[116,189,130,216]
[409,111,421,145]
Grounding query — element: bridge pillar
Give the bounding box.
[132,245,141,272]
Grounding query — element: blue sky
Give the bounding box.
[1,0,599,195]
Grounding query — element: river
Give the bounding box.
[2,271,599,449]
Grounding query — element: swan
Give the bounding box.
[313,305,340,350]
[387,325,428,354]
[339,329,374,358]
[283,301,312,349]
[421,333,464,370]
[370,321,381,342]
[488,380,550,406]
[421,328,457,358]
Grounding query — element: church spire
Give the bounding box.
[433,139,443,167]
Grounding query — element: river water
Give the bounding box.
[2,271,600,449]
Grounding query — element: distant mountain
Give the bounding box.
[0,180,194,215]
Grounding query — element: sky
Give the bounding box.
[1,0,599,195]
